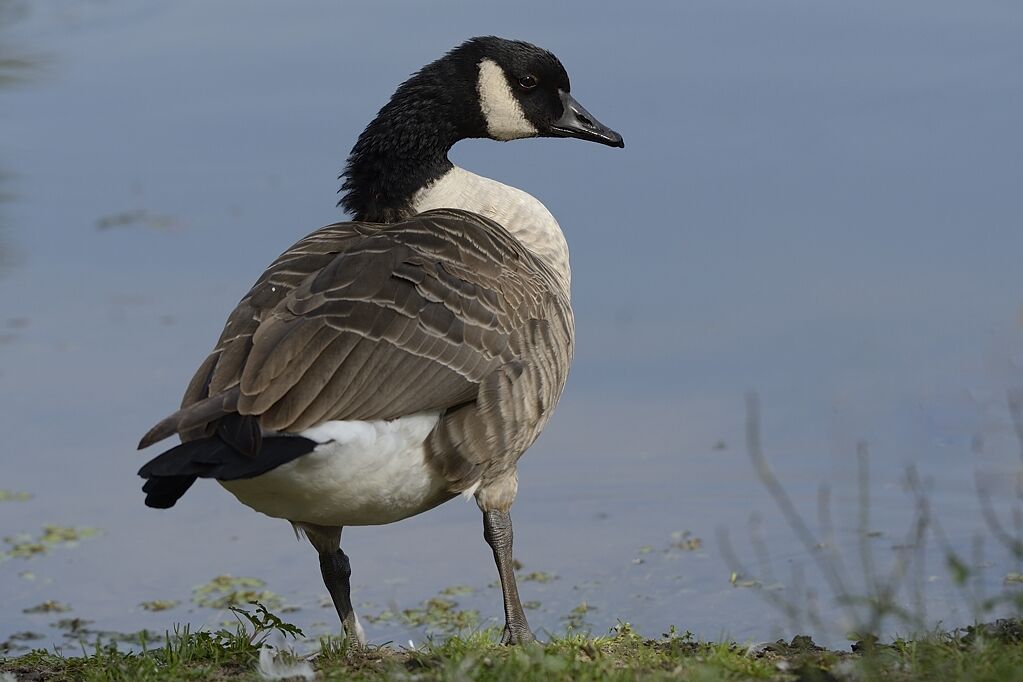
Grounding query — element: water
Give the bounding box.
[2,0,1022,652]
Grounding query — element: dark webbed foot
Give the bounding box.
[482,509,536,645]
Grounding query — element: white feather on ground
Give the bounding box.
[256,645,315,681]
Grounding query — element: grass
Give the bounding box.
[3,603,1023,681]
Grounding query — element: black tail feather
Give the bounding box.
[216,413,263,457]
[138,433,317,509]
[142,475,198,509]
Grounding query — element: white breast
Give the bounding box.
[412,166,572,292]
[219,412,453,526]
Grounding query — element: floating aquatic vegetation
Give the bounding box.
[51,618,92,636]
[22,600,70,614]
[563,601,594,630]
[362,609,395,624]
[139,599,179,612]
[49,617,161,646]
[438,584,474,596]
[192,575,282,610]
[670,530,703,551]
[1,525,98,559]
[0,631,44,655]
[0,490,31,502]
[401,597,477,632]
[729,571,761,588]
[1004,572,1023,585]
[520,571,557,583]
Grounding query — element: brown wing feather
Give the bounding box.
[143,209,572,457]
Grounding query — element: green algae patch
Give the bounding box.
[564,601,595,630]
[192,575,282,609]
[520,570,557,583]
[1,525,98,560]
[140,599,180,612]
[21,601,70,614]
[0,490,32,502]
[670,530,703,551]
[362,609,396,624]
[401,596,478,632]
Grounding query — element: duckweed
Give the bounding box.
[192,575,282,610]
[1,525,98,559]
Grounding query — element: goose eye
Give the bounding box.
[518,75,538,90]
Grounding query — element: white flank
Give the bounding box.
[413,166,571,291]
[221,412,450,526]
[477,58,538,140]
[257,645,315,681]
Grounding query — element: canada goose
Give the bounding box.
[137,36,623,646]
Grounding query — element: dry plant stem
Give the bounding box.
[817,485,847,577]
[789,563,815,634]
[749,513,776,587]
[972,534,988,612]
[876,487,930,631]
[863,463,930,633]
[975,474,1023,559]
[909,476,930,626]
[857,445,879,604]
[1014,506,1023,574]
[751,512,800,628]
[907,468,985,619]
[729,390,1023,640]
[743,392,857,623]
[973,391,1023,575]
[716,526,802,627]
[1008,388,1023,463]
[738,393,932,638]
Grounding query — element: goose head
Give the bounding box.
[340,36,623,222]
[467,36,624,147]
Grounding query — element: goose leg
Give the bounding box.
[483,509,534,644]
[300,524,365,647]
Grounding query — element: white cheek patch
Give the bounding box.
[477,58,538,141]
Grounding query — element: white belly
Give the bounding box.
[220,412,453,526]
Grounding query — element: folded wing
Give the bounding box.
[140,208,573,488]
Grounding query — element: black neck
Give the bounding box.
[338,51,487,223]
